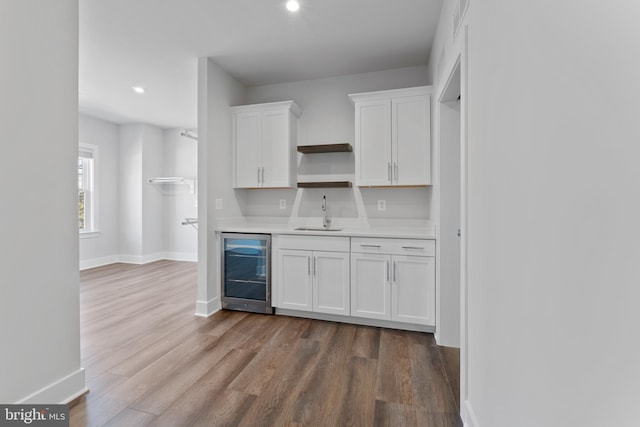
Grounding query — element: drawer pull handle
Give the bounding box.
[402,246,425,250]
[360,244,382,248]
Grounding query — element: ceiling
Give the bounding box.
[79,0,444,130]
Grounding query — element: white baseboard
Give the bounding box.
[79,255,119,270]
[463,399,479,427]
[16,368,86,404]
[435,332,461,348]
[81,252,198,270]
[164,251,198,262]
[118,252,166,265]
[195,297,220,317]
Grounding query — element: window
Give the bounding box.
[78,144,98,235]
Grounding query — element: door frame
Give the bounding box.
[434,26,469,423]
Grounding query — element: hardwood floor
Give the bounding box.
[71,260,461,427]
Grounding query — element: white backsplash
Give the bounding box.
[238,186,431,222]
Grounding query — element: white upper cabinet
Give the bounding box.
[234,111,262,188]
[349,87,431,187]
[232,101,301,188]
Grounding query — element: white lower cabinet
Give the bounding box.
[351,238,435,327]
[312,251,350,315]
[350,253,390,320]
[278,249,313,311]
[275,234,435,329]
[391,255,435,325]
[276,236,350,316]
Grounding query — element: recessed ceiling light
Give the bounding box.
[286,0,300,12]
[132,86,145,94]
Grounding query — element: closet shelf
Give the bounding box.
[297,143,353,154]
[181,217,198,230]
[297,181,352,189]
[148,177,195,193]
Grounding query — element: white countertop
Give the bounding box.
[215,219,436,240]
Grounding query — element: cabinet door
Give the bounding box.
[392,94,431,186]
[355,99,392,186]
[350,253,390,320]
[391,255,435,326]
[277,249,312,311]
[234,111,262,188]
[261,109,291,188]
[313,251,350,316]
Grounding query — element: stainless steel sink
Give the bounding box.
[294,226,343,232]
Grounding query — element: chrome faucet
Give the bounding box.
[322,195,332,228]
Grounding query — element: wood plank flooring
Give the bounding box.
[71,260,461,427]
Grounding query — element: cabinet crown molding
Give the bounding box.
[348,86,432,104]
[231,100,302,117]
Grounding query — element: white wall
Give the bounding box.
[196,58,247,316]
[79,120,197,266]
[79,114,120,268]
[244,67,432,222]
[163,128,198,260]
[118,123,165,262]
[431,1,640,426]
[0,0,86,403]
[141,125,165,257]
[118,124,144,258]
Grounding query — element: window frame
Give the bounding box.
[78,143,100,238]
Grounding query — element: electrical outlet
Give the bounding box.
[377,200,386,211]
[279,199,286,210]
[215,198,223,210]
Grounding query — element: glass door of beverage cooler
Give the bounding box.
[221,233,273,314]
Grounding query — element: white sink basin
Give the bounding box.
[294,226,343,232]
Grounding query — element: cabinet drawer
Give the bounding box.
[351,237,435,256]
[277,235,350,252]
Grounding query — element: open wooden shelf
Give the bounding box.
[297,181,352,189]
[297,143,353,154]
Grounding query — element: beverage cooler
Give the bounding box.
[221,233,273,314]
